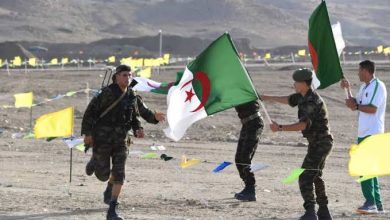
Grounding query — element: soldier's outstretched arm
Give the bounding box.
[261,95,289,105]
[136,95,165,124]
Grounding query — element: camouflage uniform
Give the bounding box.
[234,100,264,187]
[81,83,141,184]
[288,89,333,211]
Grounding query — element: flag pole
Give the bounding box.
[29,106,33,132]
[259,100,272,124]
[6,59,10,76]
[240,54,273,124]
[24,58,27,74]
[70,148,73,183]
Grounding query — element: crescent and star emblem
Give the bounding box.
[180,71,211,112]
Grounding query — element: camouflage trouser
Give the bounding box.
[299,135,333,210]
[235,117,264,186]
[91,143,128,185]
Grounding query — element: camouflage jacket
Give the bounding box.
[288,89,331,138]
[135,95,159,124]
[81,83,141,144]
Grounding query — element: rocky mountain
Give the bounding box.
[0,0,388,48]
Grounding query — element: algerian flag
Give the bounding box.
[132,72,183,95]
[164,33,258,141]
[308,0,344,89]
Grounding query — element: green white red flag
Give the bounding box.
[308,0,344,89]
[164,33,258,141]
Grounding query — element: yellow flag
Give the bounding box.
[264,53,271,59]
[13,56,22,66]
[298,49,306,56]
[163,53,170,64]
[384,47,390,55]
[61,58,69,64]
[143,58,153,67]
[28,58,37,67]
[120,57,132,66]
[349,133,390,177]
[138,67,152,78]
[14,92,33,108]
[180,155,201,169]
[377,45,383,53]
[130,58,143,69]
[108,56,115,63]
[34,107,74,138]
[152,58,161,67]
[50,58,58,65]
[157,57,164,65]
[0,59,2,66]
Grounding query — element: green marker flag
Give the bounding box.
[356,176,376,183]
[23,132,35,139]
[74,143,86,152]
[65,91,77,97]
[141,152,159,159]
[283,168,305,184]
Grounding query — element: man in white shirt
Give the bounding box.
[341,60,387,215]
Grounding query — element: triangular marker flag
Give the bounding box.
[74,143,86,152]
[51,94,65,100]
[283,168,305,184]
[250,163,269,173]
[180,155,201,168]
[150,145,166,151]
[65,91,77,97]
[160,154,173,161]
[23,132,35,139]
[212,161,232,173]
[141,152,159,159]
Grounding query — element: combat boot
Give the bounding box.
[107,200,123,220]
[234,185,256,201]
[85,158,95,176]
[103,183,113,204]
[317,206,333,220]
[299,209,318,220]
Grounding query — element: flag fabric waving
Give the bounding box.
[132,72,183,95]
[349,133,390,177]
[34,107,74,138]
[308,0,344,89]
[14,92,33,108]
[164,33,258,141]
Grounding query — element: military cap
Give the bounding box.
[112,64,131,82]
[115,64,131,74]
[292,68,313,82]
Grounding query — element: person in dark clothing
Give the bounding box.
[234,100,264,201]
[81,65,164,220]
[261,68,333,220]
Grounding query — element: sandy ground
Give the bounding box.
[0,63,390,220]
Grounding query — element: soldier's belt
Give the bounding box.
[241,112,261,124]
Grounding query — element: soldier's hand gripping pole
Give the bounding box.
[256,91,272,124]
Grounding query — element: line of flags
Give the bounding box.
[1,89,98,109]
[0,54,171,69]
